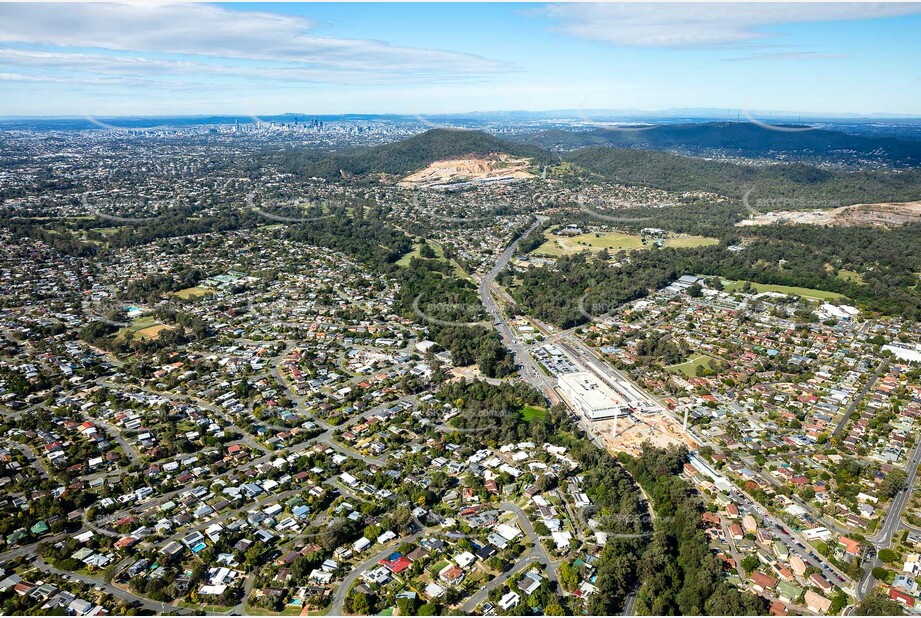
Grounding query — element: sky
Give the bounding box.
[0,2,920,117]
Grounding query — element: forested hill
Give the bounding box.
[275,126,921,204]
[566,146,921,206]
[280,128,555,179]
[523,121,921,166]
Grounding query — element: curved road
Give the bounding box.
[461,502,560,613]
[28,553,189,614]
[328,530,426,615]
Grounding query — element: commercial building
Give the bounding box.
[558,372,629,421]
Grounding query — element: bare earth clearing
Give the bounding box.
[597,410,696,456]
[399,154,534,188]
[738,200,921,227]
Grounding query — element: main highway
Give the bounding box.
[477,216,558,404]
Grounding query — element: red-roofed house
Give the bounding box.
[838,535,862,558]
[380,555,412,574]
[769,600,788,616]
[751,571,777,593]
[889,587,916,608]
[809,573,833,593]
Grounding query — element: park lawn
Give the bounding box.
[665,355,717,378]
[397,241,446,266]
[131,315,158,329]
[452,262,471,281]
[721,279,845,301]
[116,315,168,342]
[78,226,126,246]
[135,324,170,340]
[398,241,470,280]
[533,230,645,256]
[533,228,718,256]
[174,286,213,299]
[79,226,124,238]
[520,406,548,422]
[396,243,424,266]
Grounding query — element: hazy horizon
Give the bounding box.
[4,108,921,122]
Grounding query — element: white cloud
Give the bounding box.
[542,3,921,47]
[0,47,493,86]
[0,3,512,81]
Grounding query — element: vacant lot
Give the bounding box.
[666,355,717,378]
[664,236,720,249]
[837,269,865,284]
[174,286,213,299]
[521,406,548,421]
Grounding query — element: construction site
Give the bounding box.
[550,346,700,457]
[594,407,699,456]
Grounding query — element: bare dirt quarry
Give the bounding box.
[399,153,534,188]
[738,201,921,228]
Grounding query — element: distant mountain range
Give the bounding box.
[517,122,921,166]
[424,108,921,121]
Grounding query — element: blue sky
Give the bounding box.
[0,2,919,117]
